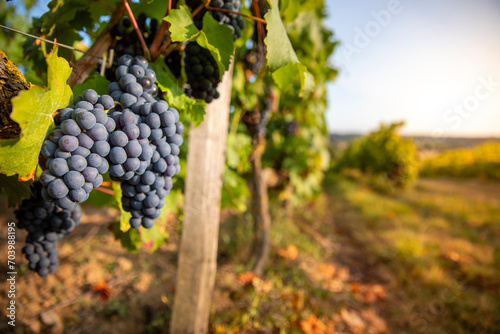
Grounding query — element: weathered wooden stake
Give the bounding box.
[170,62,233,334]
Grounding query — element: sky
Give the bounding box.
[12,0,500,137]
[324,0,500,137]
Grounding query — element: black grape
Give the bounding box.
[187,0,245,40]
[40,89,113,209]
[184,42,221,103]
[15,182,82,276]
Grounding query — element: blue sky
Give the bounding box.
[324,0,500,136]
[15,0,500,137]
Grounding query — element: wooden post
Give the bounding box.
[170,62,233,334]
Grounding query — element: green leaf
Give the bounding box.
[196,13,234,77]
[131,0,170,22]
[264,0,311,96]
[272,63,314,97]
[263,0,299,72]
[0,46,72,180]
[165,5,200,42]
[152,63,207,126]
[166,9,233,78]
[113,222,141,253]
[140,223,167,252]
[112,181,132,232]
[0,174,33,207]
[221,167,249,211]
[41,0,88,33]
[72,74,110,99]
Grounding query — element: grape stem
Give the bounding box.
[150,0,179,60]
[95,186,115,196]
[100,181,112,188]
[206,5,266,24]
[191,3,205,18]
[121,0,151,61]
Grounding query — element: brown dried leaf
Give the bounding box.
[340,308,366,334]
[90,280,112,300]
[318,263,336,278]
[237,271,256,285]
[278,244,299,260]
[354,284,387,303]
[360,308,388,334]
[300,314,328,334]
[291,288,305,312]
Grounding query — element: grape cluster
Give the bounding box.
[15,182,82,277]
[40,89,115,210]
[107,55,184,228]
[187,0,245,40]
[108,54,159,106]
[184,42,220,103]
[107,13,161,81]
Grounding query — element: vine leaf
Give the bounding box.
[41,0,88,33]
[113,222,141,253]
[140,221,167,252]
[165,5,200,42]
[152,63,206,126]
[112,181,132,232]
[73,74,110,98]
[272,62,314,96]
[165,7,234,77]
[264,0,313,96]
[196,13,234,77]
[0,174,33,207]
[0,46,72,180]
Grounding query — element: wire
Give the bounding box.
[0,24,102,59]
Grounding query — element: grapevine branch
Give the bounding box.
[121,0,151,60]
[68,2,126,87]
[206,6,266,24]
[95,186,115,196]
[150,0,179,60]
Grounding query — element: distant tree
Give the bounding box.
[335,121,419,187]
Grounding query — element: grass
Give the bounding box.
[325,173,500,333]
[214,173,500,333]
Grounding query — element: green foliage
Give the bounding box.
[72,74,111,98]
[264,0,313,96]
[2,0,336,254]
[0,0,35,69]
[0,46,72,180]
[420,142,500,180]
[0,174,33,207]
[166,8,234,77]
[334,122,419,187]
[152,63,207,126]
[265,119,331,205]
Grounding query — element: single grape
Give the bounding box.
[49,158,69,177]
[60,119,81,136]
[63,171,85,190]
[59,135,79,152]
[109,147,127,164]
[47,179,69,199]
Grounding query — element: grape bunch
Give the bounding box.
[108,54,159,106]
[40,89,115,210]
[187,0,245,40]
[107,54,184,228]
[107,13,161,82]
[184,42,220,103]
[15,182,82,277]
